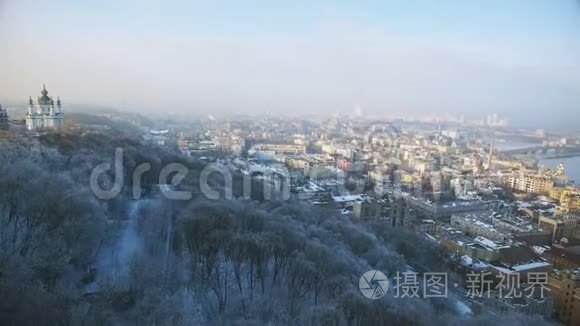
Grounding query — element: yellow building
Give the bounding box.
[286,158,310,170]
[547,270,580,326]
[550,187,580,212]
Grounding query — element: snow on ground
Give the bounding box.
[454,299,472,317]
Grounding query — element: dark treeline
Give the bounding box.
[0,129,554,325]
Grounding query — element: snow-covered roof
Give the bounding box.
[492,261,551,273]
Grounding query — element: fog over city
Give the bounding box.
[1,0,580,129]
[4,2,580,325]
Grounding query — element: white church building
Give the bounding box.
[26,85,64,130]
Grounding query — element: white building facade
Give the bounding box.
[26,85,63,130]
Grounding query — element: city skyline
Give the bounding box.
[2,3,580,324]
[1,0,580,130]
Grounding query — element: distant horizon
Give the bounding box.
[2,1,579,130]
[3,99,579,134]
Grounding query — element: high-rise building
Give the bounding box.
[25,85,64,130]
[548,270,580,326]
[487,143,493,170]
[506,172,554,194]
[389,196,416,227]
[0,104,8,127]
[353,199,378,219]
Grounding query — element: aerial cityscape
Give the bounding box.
[1,1,580,325]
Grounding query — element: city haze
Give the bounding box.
[1,0,580,129]
[3,3,580,324]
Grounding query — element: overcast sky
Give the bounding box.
[1,0,579,127]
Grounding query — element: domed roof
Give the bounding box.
[38,84,52,105]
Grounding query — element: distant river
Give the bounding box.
[494,139,580,184]
[494,140,540,151]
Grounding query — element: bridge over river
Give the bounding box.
[500,145,580,157]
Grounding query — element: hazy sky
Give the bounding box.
[1,0,579,127]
